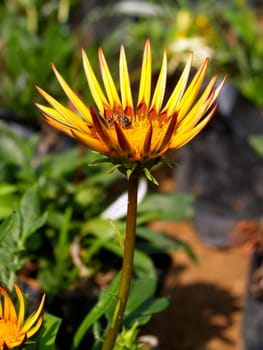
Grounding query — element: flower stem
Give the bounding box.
[101,175,139,350]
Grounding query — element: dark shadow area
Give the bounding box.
[142,264,241,350]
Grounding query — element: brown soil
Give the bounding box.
[142,220,250,350]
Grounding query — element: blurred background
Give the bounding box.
[0,0,262,350]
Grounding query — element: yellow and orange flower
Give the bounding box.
[0,283,45,350]
[36,40,225,174]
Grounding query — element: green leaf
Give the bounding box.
[138,193,195,222]
[249,135,263,158]
[0,212,15,243]
[124,297,169,327]
[103,241,155,276]
[143,168,159,185]
[125,276,157,315]
[0,194,18,219]
[37,313,62,350]
[0,183,18,195]
[71,273,121,350]
[20,186,47,238]
[136,226,198,262]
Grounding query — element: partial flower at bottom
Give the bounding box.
[0,283,45,350]
[36,40,225,176]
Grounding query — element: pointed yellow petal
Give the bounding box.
[22,293,45,333]
[0,286,17,323]
[149,50,167,113]
[171,106,217,149]
[137,39,151,108]
[177,75,226,133]
[176,58,209,122]
[98,48,122,107]
[143,124,153,155]
[154,114,177,153]
[26,316,43,337]
[119,45,134,113]
[36,104,78,130]
[51,64,92,123]
[162,54,192,115]
[82,49,109,114]
[71,129,108,153]
[42,114,78,138]
[177,75,218,132]
[91,112,120,153]
[14,283,25,327]
[36,87,88,132]
[114,122,133,154]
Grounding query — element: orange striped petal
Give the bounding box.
[36,103,83,131]
[36,87,89,133]
[98,48,122,107]
[82,49,109,114]
[171,106,217,149]
[0,286,17,323]
[162,54,192,115]
[22,293,45,333]
[154,114,178,153]
[119,45,134,114]
[42,114,78,138]
[71,129,109,153]
[177,75,218,132]
[143,124,153,155]
[114,122,133,154]
[149,49,167,114]
[51,64,92,123]
[176,58,209,122]
[178,75,226,133]
[137,39,152,109]
[14,283,25,327]
[91,112,120,153]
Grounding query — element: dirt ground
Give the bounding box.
[142,220,250,350]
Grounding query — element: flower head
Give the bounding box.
[0,283,45,350]
[36,40,225,177]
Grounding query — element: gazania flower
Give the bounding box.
[36,40,225,176]
[0,283,45,349]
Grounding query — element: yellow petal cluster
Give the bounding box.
[0,283,45,350]
[36,40,225,173]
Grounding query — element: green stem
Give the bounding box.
[101,175,139,350]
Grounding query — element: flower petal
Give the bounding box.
[91,112,120,153]
[119,45,134,114]
[137,39,152,109]
[36,103,87,132]
[51,64,92,123]
[82,49,109,114]
[98,48,122,108]
[71,129,109,154]
[154,114,178,153]
[14,283,25,327]
[22,293,45,333]
[0,285,17,323]
[176,58,209,122]
[143,124,153,155]
[149,49,167,114]
[171,105,217,149]
[114,122,133,154]
[26,316,43,338]
[162,54,192,115]
[36,87,89,133]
